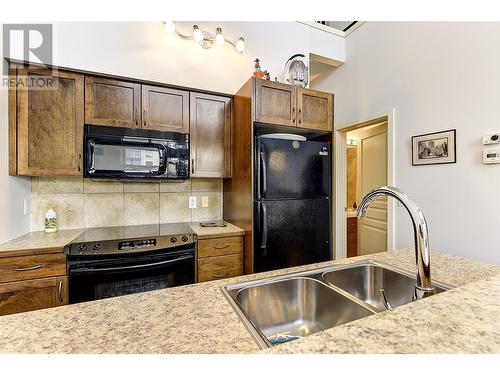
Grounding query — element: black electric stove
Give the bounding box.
[66,223,196,304]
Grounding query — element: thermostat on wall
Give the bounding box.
[483,133,500,145]
[483,149,500,164]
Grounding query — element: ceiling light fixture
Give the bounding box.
[163,22,245,53]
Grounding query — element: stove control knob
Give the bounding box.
[77,244,87,253]
[92,243,103,251]
[181,235,188,242]
[170,236,177,244]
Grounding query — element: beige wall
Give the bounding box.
[30,178,222,230]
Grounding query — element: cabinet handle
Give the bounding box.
[77,153,82,172]
[13,264,43,271]
[298,108,302,124]
[213,244,230,250]
[135,108,139,126]
[292,107,295,123]
[212,272,230,279]
[58,280,64,302]
[143,109,147,127]
[191,158,195,174]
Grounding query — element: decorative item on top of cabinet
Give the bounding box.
[197,236,243,282]
[10,65,84,176]
[85,76,141,128]
[190,92,232,178]
[254,79,297,126]
[297,87,333,131]
[141,85,189,133]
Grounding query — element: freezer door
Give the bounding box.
[254,199,331,273]
[256,138,331,199]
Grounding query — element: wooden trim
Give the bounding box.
[0,246,66,259]
[85,76,141,127]
[8,64,18,175]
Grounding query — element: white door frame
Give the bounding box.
[333,108,396,260]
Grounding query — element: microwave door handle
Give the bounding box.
[149,144,168,176]
[88,140,96,174]
[70,254,194,275]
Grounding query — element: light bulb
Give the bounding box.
[215,27,224,45]
[235,37,245,52]
[193,25,203,42]
[164,21,176,34]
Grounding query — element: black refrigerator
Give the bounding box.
[254,136,332,273]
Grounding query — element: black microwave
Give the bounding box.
[84,125,189,180]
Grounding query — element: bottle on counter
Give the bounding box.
[45,208,57,233]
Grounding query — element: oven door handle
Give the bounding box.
[69,254,193,275]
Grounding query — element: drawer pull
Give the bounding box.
[213,272,230,279]
[58,280,64,302]
[13,264,43,272]
[213,244,230,250]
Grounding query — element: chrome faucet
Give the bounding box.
[356,186,436,306]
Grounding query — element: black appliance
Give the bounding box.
[84,125,189,180]
[66,223,195,304]
[254,136,332,272]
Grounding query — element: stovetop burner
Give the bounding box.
[66,223,195,257]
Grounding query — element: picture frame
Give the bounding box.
[411,129,456,166]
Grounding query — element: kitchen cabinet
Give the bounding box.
[142,85,189,133]
[0,251,67,316]
[85,76,141,128]
[297,88,333,131]
[190,92,232,178]
[197,235,243,282]
[10,66,84,176]
[0,276,67,316]
[254,78,333,131]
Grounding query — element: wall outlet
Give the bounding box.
[188,196,197,209]
[201,196,209,208]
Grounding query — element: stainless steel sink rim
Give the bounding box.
[221,260,454,349]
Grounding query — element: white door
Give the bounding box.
[356,123,388,255]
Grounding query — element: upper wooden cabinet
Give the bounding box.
[253,78,333,131]
[254,79,296,126]
[12,66,84,176]
[297,88,333,131]
[190,92,232,178]
[85,76,141,127]
[142,85,189,133]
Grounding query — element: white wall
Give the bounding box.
[0,26,32,244]
[0,21,344,244]
[313,22,500,264]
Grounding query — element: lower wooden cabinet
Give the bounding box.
[0,276,67,316]
[197,235,243,282]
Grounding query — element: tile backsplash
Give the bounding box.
[30,177,223,231]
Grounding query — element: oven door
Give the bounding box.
[68,249,195,304]
[85,136,167,179]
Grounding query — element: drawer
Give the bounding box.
[198,236,243,258]
[197,254,243,282]
[0,253,66,283]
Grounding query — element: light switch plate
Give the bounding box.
[188,196,197,209]
[201,196,209,208]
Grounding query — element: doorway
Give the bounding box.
[333,110,395,260]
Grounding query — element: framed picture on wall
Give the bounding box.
[411,129,456,166]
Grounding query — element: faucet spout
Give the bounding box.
[356,186,435,301]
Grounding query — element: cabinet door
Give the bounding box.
[254,79,296,126]
[297,88,333,131]
[16,67,84,176]
[197,254,243,282]
[190,92,232,178]
[142,85,189,133]
[85,76,141,127]
[0,276,67,316]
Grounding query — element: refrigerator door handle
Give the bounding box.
[260,203,268,256]
[260,152,267,198]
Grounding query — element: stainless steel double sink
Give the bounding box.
[222,261,453,348]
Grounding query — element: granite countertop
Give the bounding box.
[0,221,244,257]
[0,249,498,354]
